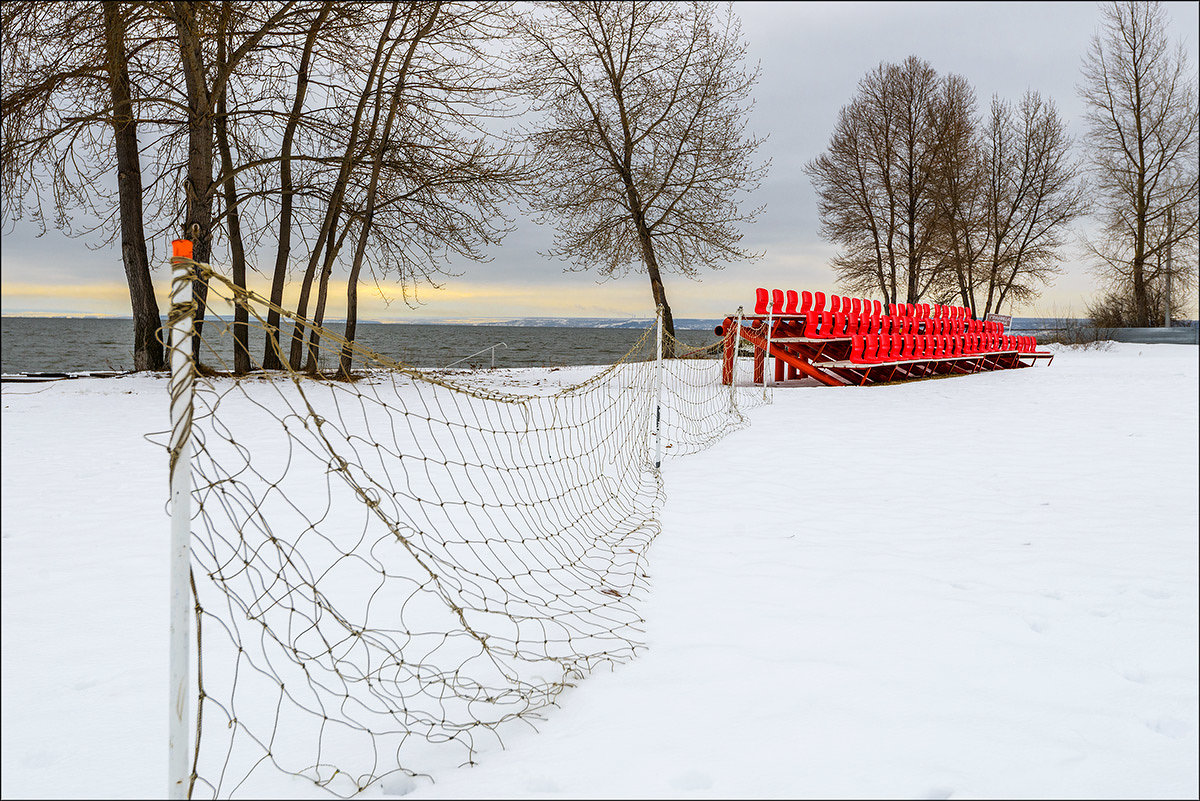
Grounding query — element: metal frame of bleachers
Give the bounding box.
[718,288,1053,387]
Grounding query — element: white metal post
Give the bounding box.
[168,246,195,800]
[654,305,665,470]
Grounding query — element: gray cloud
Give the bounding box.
[3,1,1196,318]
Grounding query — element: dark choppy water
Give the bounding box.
[1,317,725,374]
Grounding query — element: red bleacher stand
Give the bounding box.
[719,287,1051,387]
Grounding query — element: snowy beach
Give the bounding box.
[2,342,1197,799]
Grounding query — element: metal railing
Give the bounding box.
[445,342,508,369]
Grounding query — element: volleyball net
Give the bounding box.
[161,256,767,797]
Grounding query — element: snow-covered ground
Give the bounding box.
[2,343,1197,799]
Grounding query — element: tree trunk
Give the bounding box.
[645,258,676,358]
[214,23,249,374]
[304,223,345,373]
[340,3,438,378]
[103,3,164,372]
[173,2,215,364]
[1132,254,1149,326]
[292,3,403,370]
[263,2,329,370]
[616,175,676,355]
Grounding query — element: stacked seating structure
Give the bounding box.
[717,287,1053,387]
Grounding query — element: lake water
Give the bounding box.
[1,315,1135,374]
[0,317,728,374]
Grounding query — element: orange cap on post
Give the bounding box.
[172,239,193,259]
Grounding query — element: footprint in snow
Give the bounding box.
[1147,717,1189,739]
[1121,668,1150,684]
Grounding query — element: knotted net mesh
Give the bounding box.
[164,261,767,797]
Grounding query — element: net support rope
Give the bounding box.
[158,258,770,798]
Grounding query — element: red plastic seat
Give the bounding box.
[801,291,813,315]
[850,335,866,363]
[874,333,890,362]
[755,287,769,315]
[819,310,834,338]
[771,288,785,314]
[878,332,893,362]
[863,333,879,363]
[785,289,799,315]
[813,291,826,315]
[804,307,820,338]
[831,311,847,337]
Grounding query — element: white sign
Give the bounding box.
[985,313,1012,327]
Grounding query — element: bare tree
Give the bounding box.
[934,92,1088,317]
[5,0,520,375]
[248,1,523,375]
[1,1,166,370]
[519,1,767,353]
[1078,0,1199,326]
[261,0,335,369]
[806,57,960,305]
[929,75,986,311]
[164,0,300,362]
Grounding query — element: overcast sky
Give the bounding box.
[2,1,1197,320]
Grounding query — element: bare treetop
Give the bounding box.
[1078,0,1199,326]
[519,1,767,350]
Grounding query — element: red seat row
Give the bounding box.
[752,287,1011,341]
[847,331,1037,364]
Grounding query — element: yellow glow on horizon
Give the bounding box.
[4,272,1193,319]
[0,278,667,320]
